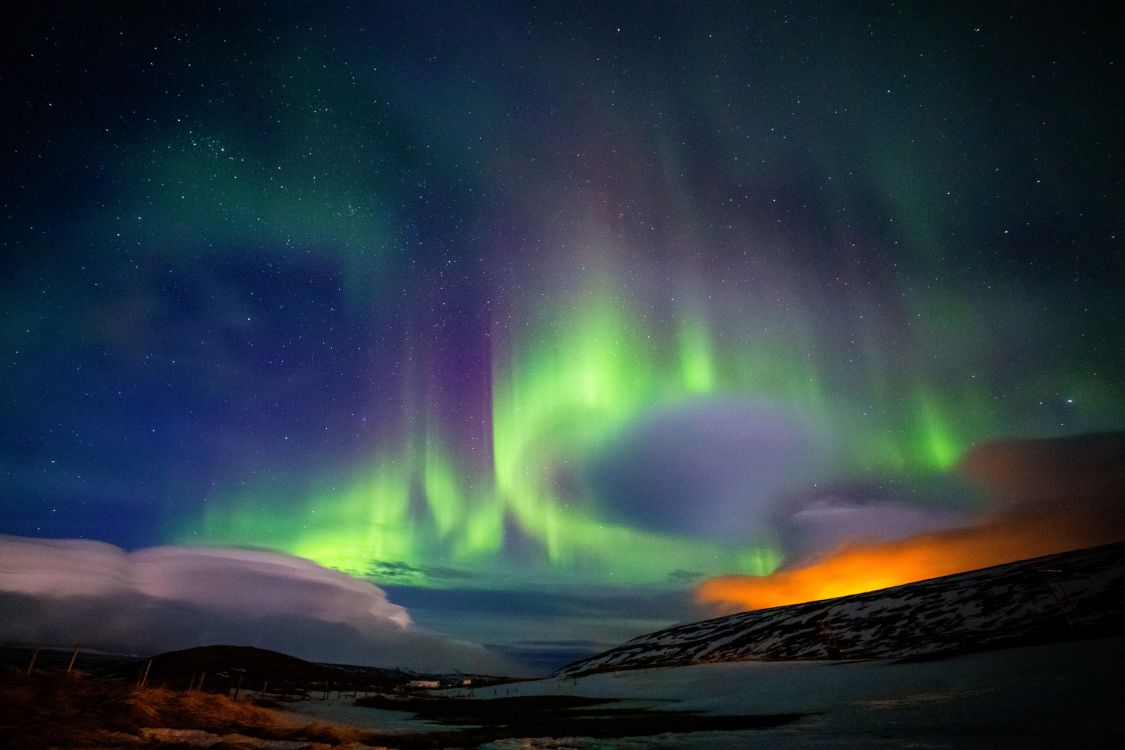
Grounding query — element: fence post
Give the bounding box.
[233,671,245,700]
[66,644,81,673]
[1039,568,1080,629]
[26,648,40,676]
[818,614,843,659]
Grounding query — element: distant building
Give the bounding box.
[406,679,441,689]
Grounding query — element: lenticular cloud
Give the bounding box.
[0,536,510,673]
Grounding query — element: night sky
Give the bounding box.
[2,1,1123,671]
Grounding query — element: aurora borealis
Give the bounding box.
[2,2,1123,670]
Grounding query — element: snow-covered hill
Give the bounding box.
[556,541,1125,677]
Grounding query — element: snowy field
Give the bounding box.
[477,636,1125,748]
[287,635,1124,748]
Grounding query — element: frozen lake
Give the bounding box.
[284,635,1125,747]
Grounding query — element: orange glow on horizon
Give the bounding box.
[697,512,1123,613]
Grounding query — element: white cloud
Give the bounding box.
[0,535,516,674]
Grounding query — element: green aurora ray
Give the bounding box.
[4,2,1121,605]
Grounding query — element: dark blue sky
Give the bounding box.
[2,1,1122,670]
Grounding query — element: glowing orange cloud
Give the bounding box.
[699,434,1125,613]
[698,513,1118,613]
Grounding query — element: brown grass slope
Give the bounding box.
[0,667,367,749]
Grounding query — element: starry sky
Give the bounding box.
[2,1,1123,671]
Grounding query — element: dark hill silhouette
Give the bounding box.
[127,644,411,693]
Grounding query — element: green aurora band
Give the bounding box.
[129,4,1124,592]
[181,253,1103,589]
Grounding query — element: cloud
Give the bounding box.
[667,569,705,583]
[773,477,979,562]
[698,432,1125,613]
[0,537,516,674]
[958,431,1125,510]
[366,559,474,585]
[585,398,819,539]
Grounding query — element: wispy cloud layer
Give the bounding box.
[0,537,516,674]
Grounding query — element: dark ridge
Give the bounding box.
[120,644,413,693]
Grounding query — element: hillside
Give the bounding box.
[556,541,1125,677]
